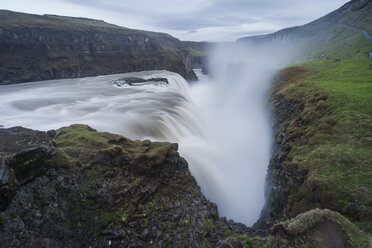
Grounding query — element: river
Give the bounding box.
[0,43,291,226]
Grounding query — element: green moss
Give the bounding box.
[53,150,71,168]
[355,221,372,236]
[235,235,254,248]
[8,167,17,192]
[56,124,175,162]
[231,235,275,248]
[276,209,372,247]
[120,213,128,223]
[56,124,122,150]
[100,212,115,224]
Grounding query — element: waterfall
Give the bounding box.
[0,43,294,225]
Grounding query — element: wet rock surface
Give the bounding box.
[253,93,306,231]
[112,77,169,87]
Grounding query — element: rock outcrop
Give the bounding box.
[271,209,372,248]
[219,208,371,248]
[0,124,245,247]
[0,127,55,211]
[0,10,207,84]
[0,124,370,247]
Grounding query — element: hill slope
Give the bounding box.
[0,10,206,84]
[238,0,372,60]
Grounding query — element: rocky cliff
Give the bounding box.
[253,67,308,231]
[1,124,370,247]
[252,61,372,247]
[0,124,250,247]
[0,10,208,84]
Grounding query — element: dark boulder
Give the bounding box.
[0,127,54,210]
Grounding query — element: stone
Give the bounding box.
[0,158,9,185]
[217,238,245,248]
[271,209,371,248]
[0,127,54,211]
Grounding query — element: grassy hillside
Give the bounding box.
[0,11,124,31]
[322,0,372,34]
[269,14,372,236]
[239,0,372,60]
[299,0,372,59]
[0,10,179,42]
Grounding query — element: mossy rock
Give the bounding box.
[273,209,372,248]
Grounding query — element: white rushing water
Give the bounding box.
[0,43,292,226]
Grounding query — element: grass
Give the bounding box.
[188,48,208,57]
[0,9,150,34]
[292,24,372,61]
[305,56,372,115]
[55,124,176,164]
[56,124,124,150]
[274,46,372,236]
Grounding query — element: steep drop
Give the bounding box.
[0,43,294,225]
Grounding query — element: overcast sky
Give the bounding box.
[1,0,349,41]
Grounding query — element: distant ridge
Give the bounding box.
[238,0,372,59]
[0,10,207,84]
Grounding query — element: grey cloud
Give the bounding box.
[140,0,348,32]
[7,0,350,41]
[153,17,229,30]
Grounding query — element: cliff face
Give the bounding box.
[0,124,248,247]
[0,10,204,84]
[254,81,306,230]
[254,61,372,244]
[0,124,369,247]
